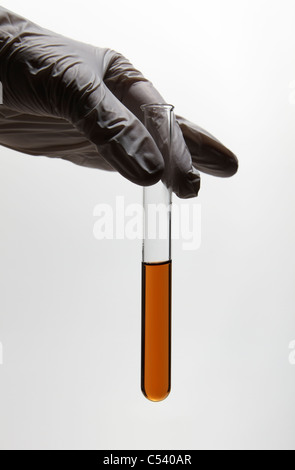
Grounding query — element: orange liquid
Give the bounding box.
[141,261,171,402]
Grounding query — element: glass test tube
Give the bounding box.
[140,103,174,402]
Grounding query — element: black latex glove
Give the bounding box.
[0,6,238,198]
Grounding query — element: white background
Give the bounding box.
[0,0,295,450]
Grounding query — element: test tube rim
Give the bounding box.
[140,103,174,112]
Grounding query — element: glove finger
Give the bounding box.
[104,53,200,198]
[122,81,201,198]
[71,82,164,186]
[176,115,238,177]
[0,105,114,170]
[169,115,201,199]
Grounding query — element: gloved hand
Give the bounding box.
[0,6,238,198]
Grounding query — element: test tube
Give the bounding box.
[140,103,174,402]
